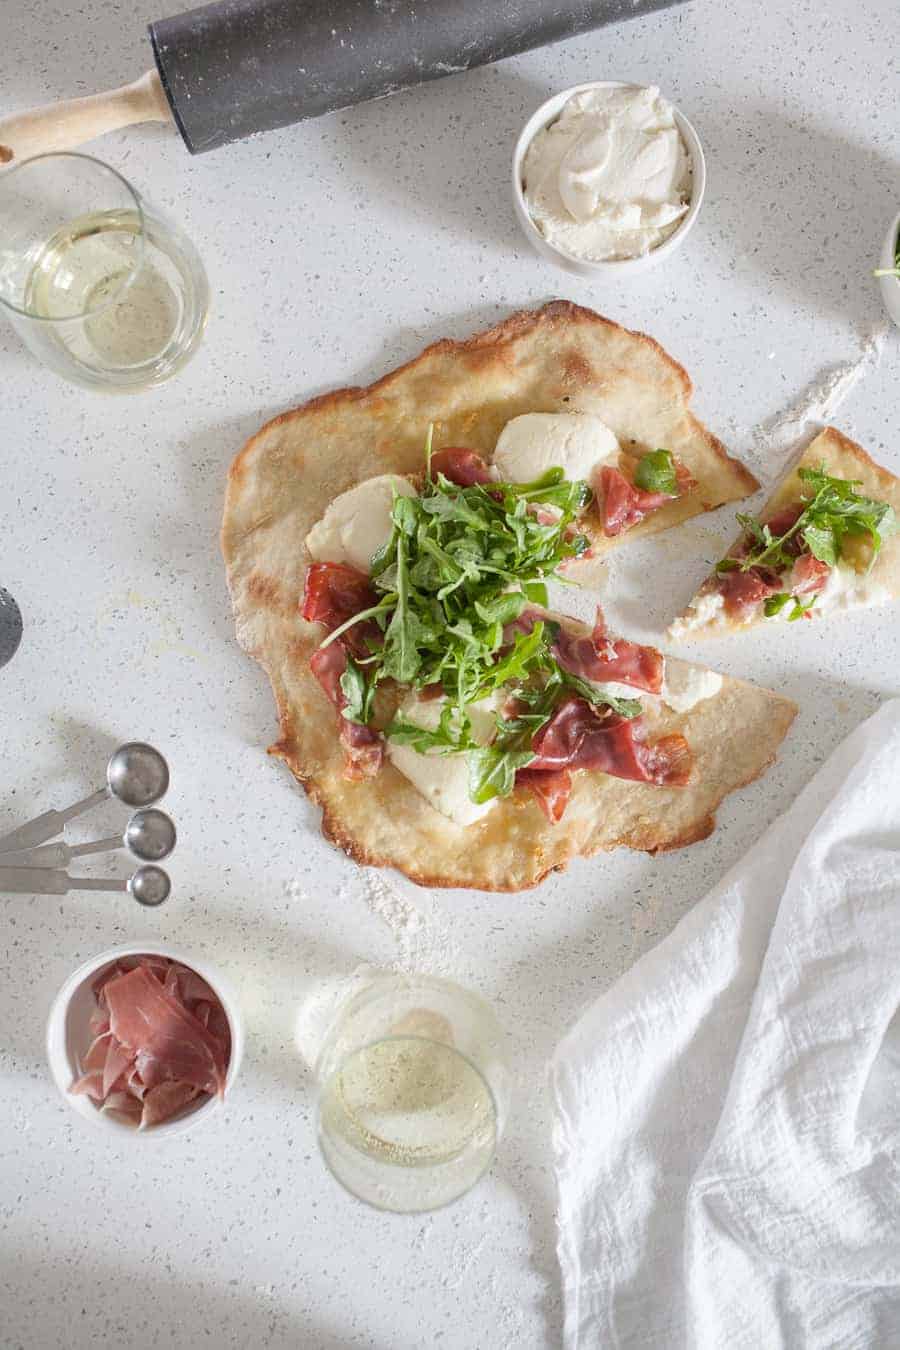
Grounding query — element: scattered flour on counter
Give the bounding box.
[283,872,462,1063]
[751,323,889,480]
[357,870,461,976]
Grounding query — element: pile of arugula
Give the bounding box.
[319,432,644,804]
[716,465,896,620]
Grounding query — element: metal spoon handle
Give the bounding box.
[0,865,125,895]
[0,787,108,854]
[0,835,123,869]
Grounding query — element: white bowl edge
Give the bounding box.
[46,940,245,1142]
[511,80,707,278]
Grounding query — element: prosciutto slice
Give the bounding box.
[598,460,694,538]
[525,696,693,786]
[302,561,376,629]
[717,502,820,617]
[764,504,805,544]
[553,608,664,694]
[70,955,231,1130]
[790,553,831,597]
[102,1037,136,1098]
[140,1081,200,1131]
[509,606,664,695]
[309,643,384,779]
[106,967,227,1097]
[719,566,784,617]
[430,446,493,487]
[304,562,386,777]
[301,561,381,659]
[516,768,572,823]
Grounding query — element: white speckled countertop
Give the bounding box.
[1,2,898,1347]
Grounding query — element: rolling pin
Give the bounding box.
[0,0,690,162]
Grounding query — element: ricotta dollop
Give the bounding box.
[585,662,722,714]
[387,692,502,828]
[493,413,619,484]
[305,475,415,573]
[522,85,691,262]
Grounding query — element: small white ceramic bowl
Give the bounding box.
[511,81,706,278]
[877,210,900,329]
[46,941,244,1140]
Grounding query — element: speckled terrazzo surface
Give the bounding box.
[1,2,898,1347]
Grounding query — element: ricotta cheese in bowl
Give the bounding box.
[513,81,705,275]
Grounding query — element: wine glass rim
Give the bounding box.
[0,151,146,322]
[315,1035,502,1213]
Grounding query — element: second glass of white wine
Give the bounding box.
[316,974,510,1213]
[0,152,208,391]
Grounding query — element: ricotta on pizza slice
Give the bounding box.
[670,427,900,640]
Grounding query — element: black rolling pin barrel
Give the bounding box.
[149,0,690,154]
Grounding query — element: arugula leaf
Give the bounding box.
[393,495,419,536]
[503,467,592,515]
[735,513,776,553]
[801,521,838,567]
[796,466,896,568]
[557,669,643,719]
[797,465,863,496]
[386,703,475,754]
[523,580,548,606]
[424,421,435,481]
[473,591,527,627]
[729,464,896,580]
[380,535,421,683]
[318,596,396,650]
[763,592,817,621]
[634,448,677,495]
[468,746,535,805]
[763,593,792,618]
[787,596,816,621]
[477,623,550,695]
[339,657,375,724]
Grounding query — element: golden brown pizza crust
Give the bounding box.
[263,648,796,890]
[669,426,900,640]
[222,302,789,891]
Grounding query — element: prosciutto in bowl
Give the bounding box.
[47,944,242,1136]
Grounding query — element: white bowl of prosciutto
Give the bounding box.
[46,943,243,1136]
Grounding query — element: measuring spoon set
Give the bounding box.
[0,742,174,905]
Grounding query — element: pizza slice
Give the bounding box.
[669,427,900,641]
[223,410,795,890]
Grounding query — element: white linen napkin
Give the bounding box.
[552,699,900,1349]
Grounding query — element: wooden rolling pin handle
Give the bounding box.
[0,70,173,166]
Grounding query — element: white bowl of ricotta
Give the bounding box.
[512,81,705,277]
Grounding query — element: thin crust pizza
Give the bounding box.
[222,304,794,890]
[670,427,900,640]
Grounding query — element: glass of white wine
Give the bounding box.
[316,973,510,1213]
[0,152,208,391]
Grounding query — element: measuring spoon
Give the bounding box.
[0,808,177,869]
[0,743,169,855]
[0,863,171,906]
